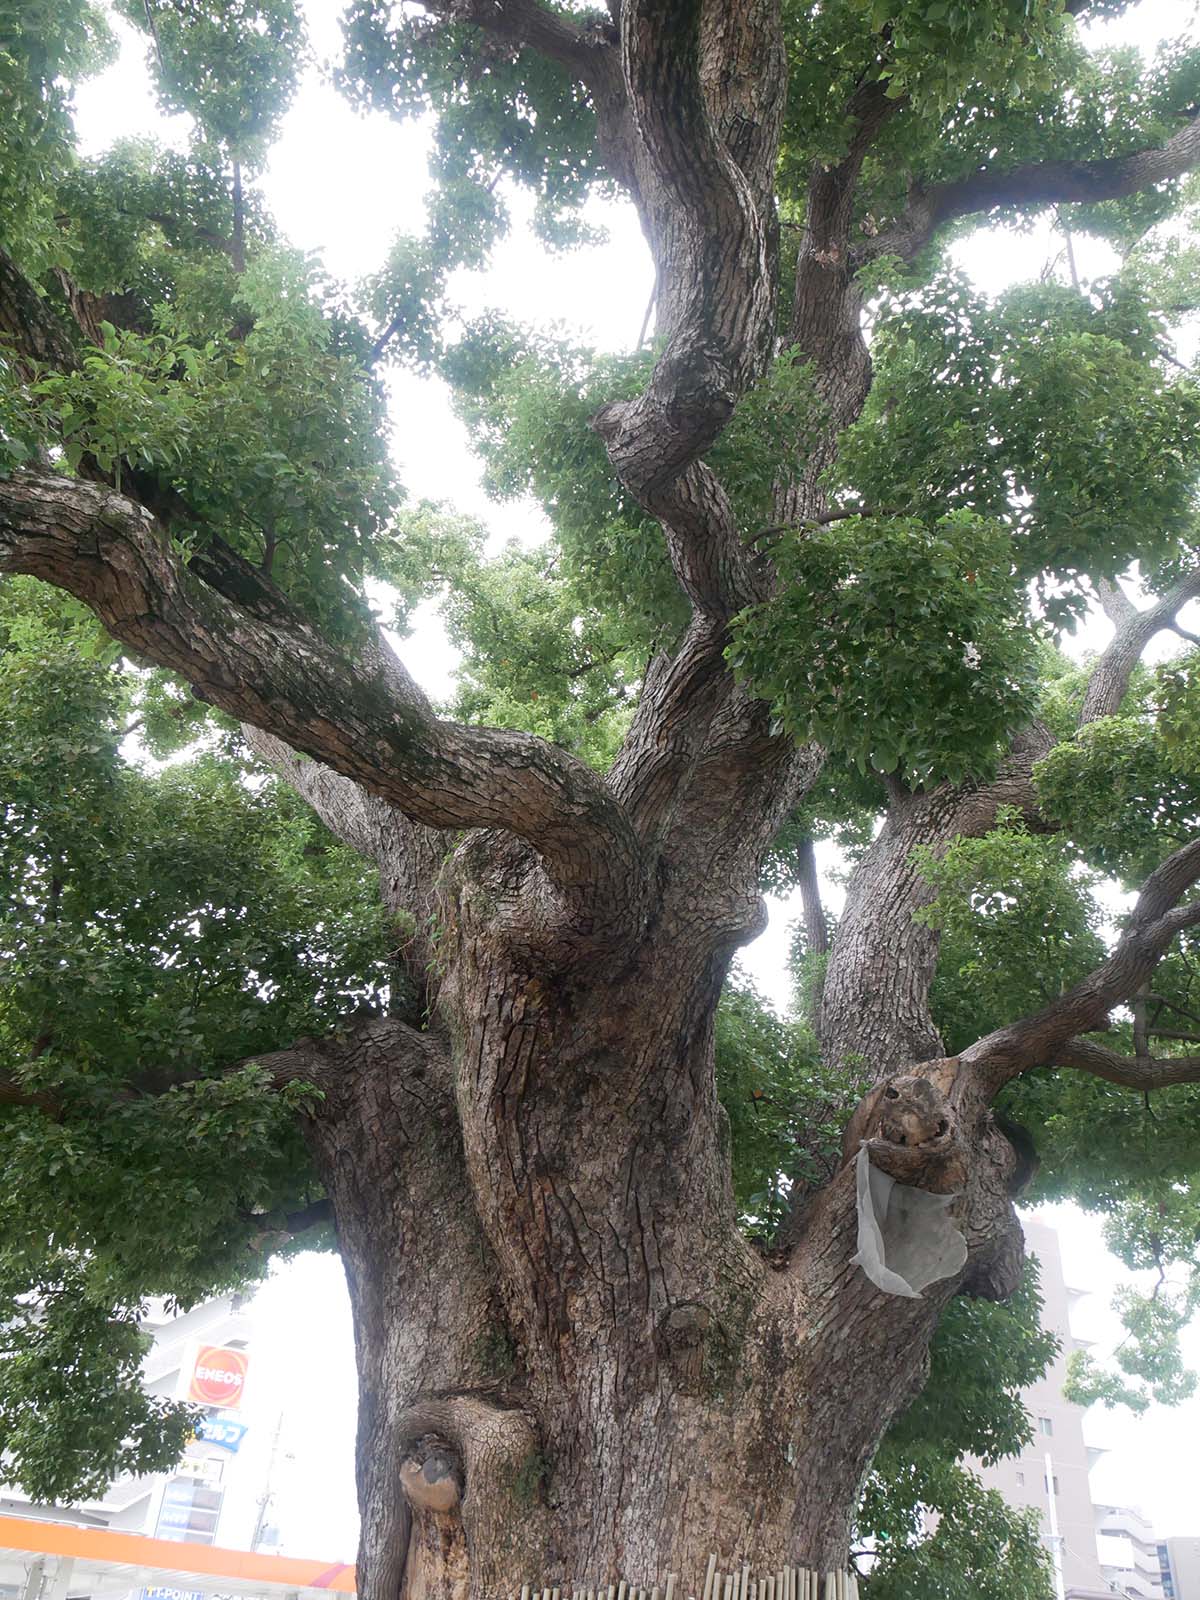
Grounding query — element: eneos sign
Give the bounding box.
[186,1345,249,1410]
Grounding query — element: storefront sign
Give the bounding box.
[195,1416,248,1451]
[186,1344,249,1409]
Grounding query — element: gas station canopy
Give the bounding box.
[0,1514,355,1600]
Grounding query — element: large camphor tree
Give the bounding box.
[4,0,1200,1594]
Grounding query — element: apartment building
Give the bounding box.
[1095,1504,1165,1599]
[975,1219,1112,1598]
[972,1220,1200,1600]
[1161,1535,1200,1600]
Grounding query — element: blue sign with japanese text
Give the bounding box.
[195,1417,248,1452]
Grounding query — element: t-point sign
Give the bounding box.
[186,1345,249,1410]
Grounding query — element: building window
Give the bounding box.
[1038,1416,1053,1436]
[1016,1472,1025,1488]
[1043,1476,1059,1495]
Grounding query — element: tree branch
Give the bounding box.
[796,834,829,957]
[855,112,1200,267]
[0,1074,58,1113]
[227,1015,442,1096]
[1080,570,1200,725]
[0,468,647,946]
[415,0,635,186]
[1,247,196,526]
[0,1013,394,1119]
[419,0,615,85]
[1051,1036,1200,1091]
[818,724,1054,1075]
[283,1196,334,1232]
[0,250,78,378]
[590,0,784,620]
[963,836,1200,1084]
[780,77,904,526]
[243,727,446,898]
[243,727,448,1014]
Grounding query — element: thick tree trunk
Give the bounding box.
[291,789,1025,1600]
[818,731,1055,1075]
[303,1000,947,1600]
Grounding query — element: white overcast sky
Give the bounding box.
[70,0,1200,1562]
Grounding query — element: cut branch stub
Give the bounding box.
[841,1062,957,1159]
[391,1394,548,1598]
[840,1065,969,1195]
[399,1440,464,1514]
[878,1075,952,1149]
[655,1301,712,1392]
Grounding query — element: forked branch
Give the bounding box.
[854,111,1200,267]
[963,836,1200,1084]
[0,469,646,943]
[1080,571,1200,725]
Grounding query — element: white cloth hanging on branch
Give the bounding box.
[850,1143,967,1298]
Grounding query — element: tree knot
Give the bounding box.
[656,1301,712,1391]
[877,1074,952,1149]
[399,1436,464,1514]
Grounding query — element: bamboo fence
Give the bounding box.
[511,1555,860,1600]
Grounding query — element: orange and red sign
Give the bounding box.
[186,1345,249,1409]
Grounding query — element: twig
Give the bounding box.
[1057,208,1081,292]
[750,504,898,545]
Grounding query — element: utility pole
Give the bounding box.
[251,1410,285,1552]
[1045,1451,1067,1600]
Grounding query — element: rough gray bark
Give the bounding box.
[817,729,1055,1076]
[1079,574,1200,725]
[6,4,1200,1597]
[794,837,828,960]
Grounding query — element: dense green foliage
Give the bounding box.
[731,513,1038,786]
[715,981,859,1237]
[2,2,1200,1593]
[859,1271,1059,1600]
[0,577,391,1489]
[115,0,305,166]
[836,274,1200,611]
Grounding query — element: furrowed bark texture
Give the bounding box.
[9,7,1200,1599]
[817,729,1055,1076]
